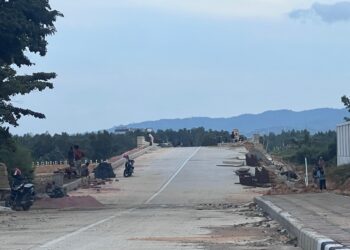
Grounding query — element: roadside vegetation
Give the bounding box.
[326,164,350,185]
[263,96,349,169]
[261,128,350,189]
[261,130,337,166]
[0,0,62,177]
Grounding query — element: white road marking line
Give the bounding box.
[37,209,137,249]
[144,147,201,204]
[38,147,201,249]
[38,215,115,249]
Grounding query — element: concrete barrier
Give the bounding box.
[34,173,64,193]
[254,196,350,250]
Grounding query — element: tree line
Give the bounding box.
[0,127,233,175]
[154,127,233,147]
[15,127,233,162]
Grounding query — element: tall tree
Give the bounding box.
[0,0,63,143]
[341,95,350,121]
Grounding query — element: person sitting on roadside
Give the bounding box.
[81,162,90,177]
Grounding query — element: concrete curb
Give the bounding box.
[63,146,156,193]
[254,196,350,250]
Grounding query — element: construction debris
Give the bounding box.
[236,167,271,187]
[255,167,270,184]
[246,153,259,167]
[45,182,66,199]
[280,171,298,180]
[241,142,308,195]
[235,168,250,176]
[93,162,116,179]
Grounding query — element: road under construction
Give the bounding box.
[1,145,349,250]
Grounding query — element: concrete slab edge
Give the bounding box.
[254,196,350,250]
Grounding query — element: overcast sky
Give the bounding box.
[11,0,350,135]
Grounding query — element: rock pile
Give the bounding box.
[93,162,116,179]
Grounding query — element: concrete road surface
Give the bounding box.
[0,147,298,250]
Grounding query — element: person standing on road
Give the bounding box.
[318,156,325,169]
[318,156,326,190]
[317,167,327,191]
[68,146,74,167]
[66,146,76,178]
[312,164,319,188]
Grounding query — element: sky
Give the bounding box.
[10,0,350,134]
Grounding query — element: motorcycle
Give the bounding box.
[123,159,134,177]
[5,181,35,211]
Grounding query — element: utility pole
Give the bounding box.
[305,157,309,187]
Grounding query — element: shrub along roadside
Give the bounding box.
[262,130,350,189]
[327,164,350,185]
[261,130,337,166]
[0,140,34,180]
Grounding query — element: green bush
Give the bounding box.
[0,141,34,179]
[327,165,350,185]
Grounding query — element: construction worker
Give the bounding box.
[73,145,85,177]
[317,167,327,191]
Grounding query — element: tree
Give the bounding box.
[0,0,63,143]
[341,95,350,121]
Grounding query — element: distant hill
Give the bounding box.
[110,108,349,136]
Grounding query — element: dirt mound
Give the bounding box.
[33,196,104,209]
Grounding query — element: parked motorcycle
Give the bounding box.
[5,181,35,211]
[123,159,134,177]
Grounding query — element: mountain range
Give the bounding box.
[110,108,349,136]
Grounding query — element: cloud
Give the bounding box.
[290,1,350,23]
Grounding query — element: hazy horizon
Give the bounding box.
[11,107,348,135]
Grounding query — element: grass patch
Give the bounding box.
[327,164,350,185]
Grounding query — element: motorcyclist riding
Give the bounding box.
[6,167,35,211]
[12,168,24,187]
